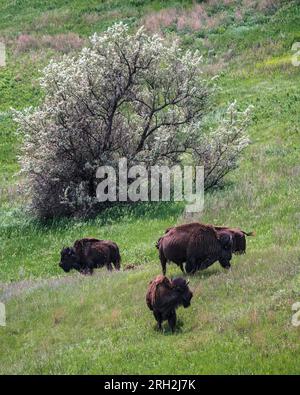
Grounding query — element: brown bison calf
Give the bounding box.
[156,222,233,275]
[146,275,193,332]
[59,237,121,275]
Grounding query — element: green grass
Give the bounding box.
[1,250,299,374]
[0,0,300,374]
[0,203,183,281]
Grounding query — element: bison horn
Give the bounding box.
[186,279,190,285]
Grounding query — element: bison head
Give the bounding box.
[218,232,233,267]
[172,277,193,308]
[59,247,80,272]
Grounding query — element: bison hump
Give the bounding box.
[146,275,173,308]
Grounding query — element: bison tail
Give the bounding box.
[114,246,121,270]
[155,237,162,249]
[243,230,256,237]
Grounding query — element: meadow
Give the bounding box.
[0,0,300,374]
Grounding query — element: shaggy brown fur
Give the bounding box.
[156,222,233,275]
[146,275,172,309]
[59,238,121,275]
[146,275,193,332]
[155,227,174,249]
[214,226,255,254]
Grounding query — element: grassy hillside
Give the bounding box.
[0,0,300,374]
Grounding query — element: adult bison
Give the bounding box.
[59,237,121,275]
[146,275,193,332]
[156,222,234,275]
[214,226,255,254]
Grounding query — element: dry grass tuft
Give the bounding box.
[142,0,282,33]
[14,33,86,54]
[53,308,65,325]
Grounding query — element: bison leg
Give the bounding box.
[168,310,177,333]
[187,256,214,274]
[106,262,113,271]
[198,257,216,271]
[186,257,197,274]
[112,248,121,270]
[113,259,121,271]
[159,249,167,276]
[85,259,96,275]
[219,260,231,270]
[153,311,163,331]
[80,267,93,275]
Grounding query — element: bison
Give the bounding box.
[214,226,255,254]
[59,237,121,275]
[146,275,193,332]
[156,222,234,275]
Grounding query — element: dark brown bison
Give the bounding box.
[59,237,121,275]
[146,275,193,332]
[156,222,234,275]
[214,226,255,254]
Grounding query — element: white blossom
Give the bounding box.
[14,23,250,218]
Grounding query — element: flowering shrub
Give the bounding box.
[194,101,252,190]
[14,23,251,219]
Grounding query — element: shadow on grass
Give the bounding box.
[165,265,225,284]
[0,201,185,235]
[153,317,185,335]
[190,267,223,280]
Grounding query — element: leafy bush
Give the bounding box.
[194,101,252,190]
[14,23,251,219]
